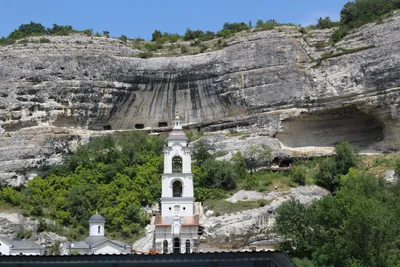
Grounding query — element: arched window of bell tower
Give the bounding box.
[172,156,182,173]
[172,180,183,197]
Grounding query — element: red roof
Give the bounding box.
[155,215,199,226]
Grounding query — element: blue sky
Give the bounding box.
[1,0,349,40]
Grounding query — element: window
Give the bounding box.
[169,207,172,211]
[172,156,182,173]
[183,207,186,211]
[185,239,191,253]
[163,240,168,254]
[173,237,180,254]
[172,181,182,197]
[98,226,101,234]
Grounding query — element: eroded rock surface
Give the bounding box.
[31,231,67,248]
[0,212,37,237]
[1,12,400,184]
[203,185,329,248]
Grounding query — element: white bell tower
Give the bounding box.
[161,111,194,216]
[155,111,199,254]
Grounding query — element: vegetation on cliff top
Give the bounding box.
[1,0,399,57]
[332,0,400,42]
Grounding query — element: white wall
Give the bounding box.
[0,240,10,255]
[161,175,194,199]
[94,241,128,255]
[10,249,42,255]
[89,223,104,236]
[161,198,194,216]
[155,226,199,253]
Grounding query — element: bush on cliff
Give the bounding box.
[316,141,359,193]
[332,0,400,42]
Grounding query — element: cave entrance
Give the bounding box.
[276,107,383,148]
[159,122,168,127]
[135,124,145,129]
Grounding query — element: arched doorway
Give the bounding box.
[173,237,181,254]
[185,239,191,253]
[172,180,182,197]
[172,156,182,173]
[163,240,168,254]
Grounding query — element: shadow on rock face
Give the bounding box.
[276,107,383,148]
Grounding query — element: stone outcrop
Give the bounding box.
[203,185,329,249]
[1,12,400,183]
[31,231,67,248]
[0,212,37,237]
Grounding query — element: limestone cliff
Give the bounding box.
[1,12,400,184]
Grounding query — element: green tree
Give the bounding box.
[184,29,205,41]
[152,30,162,41]
[335,141,359,175]
[274,198,313,258]
[231,151,247,179]
[316,16,338,29]
[48,24,74,35]
[192,139,214,165]
[256,19,264,28]
[316,158,338,192]
[48,240,61,255]
[290,165,307,185]
[316,141,358,192]
[340,1,355,25]
[276,169,400,266]
[119,34,128,42]
[8,21,47,40]
[243,145,271,173]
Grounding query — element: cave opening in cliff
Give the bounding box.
[103,125,112,130]
[276,107,383,148]
[135,124,145,129]
[158,122,168,127]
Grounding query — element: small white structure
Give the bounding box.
[248,238,282,251]
[0,237,43,255]
[61,214,131,255]
[154,112,199,254]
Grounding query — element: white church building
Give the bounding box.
[61,214,131,255]
[154,112,199,253]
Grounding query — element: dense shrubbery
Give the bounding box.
[275,140,400,266]
[0,132,165,239]
[316,141,358,193]
[332,0,400,42]
[0,133,255,240]
[315,17,339,29]
[276,169,400,266]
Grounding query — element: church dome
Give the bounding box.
[89,213,105,223]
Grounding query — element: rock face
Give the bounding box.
[0,212,37,237]
[31,231,67,248]
[1,12,400,183]
[203,186,329,249]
